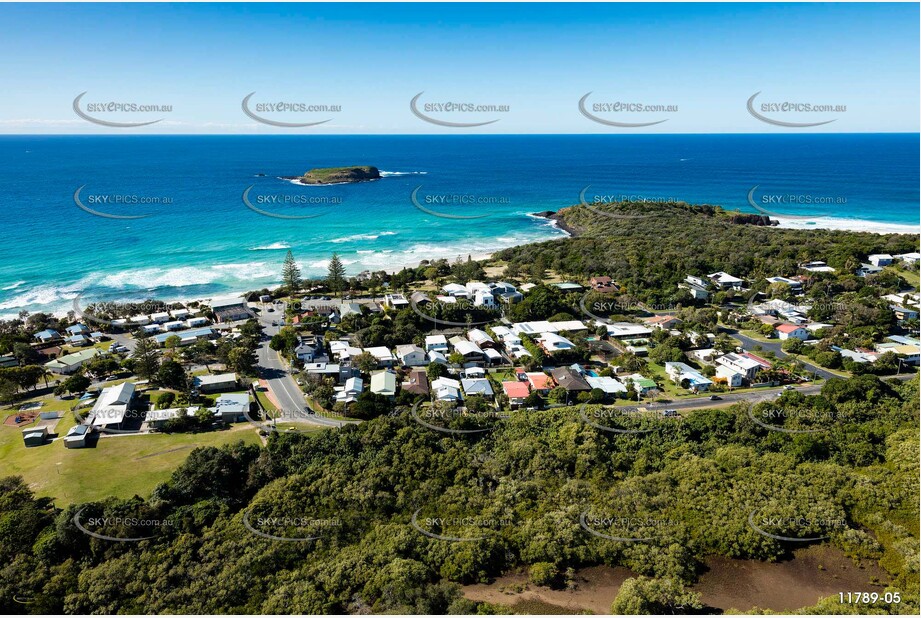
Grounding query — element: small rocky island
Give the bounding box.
[284,166,381,185]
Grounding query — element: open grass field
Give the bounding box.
[0,409,261,506]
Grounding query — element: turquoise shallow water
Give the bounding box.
[0,134,917,317]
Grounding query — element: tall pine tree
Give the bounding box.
[281,250,301,292]
[327,253,346,296]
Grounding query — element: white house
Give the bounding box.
[453,340,484,362]
[605,323,652,340]
[44,348,100,375]
[538,332,575,354]
[395,344,427,367]
[716,353,763,381]
[431,377,462,401]
[664,362,713,392]
[427,349,448,365]
[868,254,894,267]
[383,294,410,309]
[708,272,745,289]
[585,375,627,396]
[365,346,397,367]
[467,328,496,348]
[425,334,449,353]
[335,377,364,404]
[775,323,809,341]
[194,372,237,393]
[461,377,494,399]
[441,283,469,298]
[715,365,744,387]
[895,252,921,264]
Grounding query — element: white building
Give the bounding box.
[395,344,427,367]
[716,353,763,381]
[425,334,449,353]
[868,254,894,267]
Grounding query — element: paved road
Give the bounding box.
[721,327,839,380]
[255,302,350,428]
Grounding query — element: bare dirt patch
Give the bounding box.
[462,565,635,614]
[692,545,889,613]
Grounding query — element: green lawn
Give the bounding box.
[0,410,261,507]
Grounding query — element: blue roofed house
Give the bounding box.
[34,329,63,343]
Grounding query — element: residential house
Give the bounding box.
[715,366,744,387]
[774,323,809,341]
[606,323,652,340]
[538,332,576,354]
[585,375,627,398]
[150,311,171,323]
[425,334,449,354]
[716,353,763,382]
[525,372,555,394]
[799,261,836,273]
[153,327,215,347]
[401,369,430,396]
[895,252,921,264]
[383,293,410,309]
[427,350,448,365]
[441,283,469,298]
[431,377,462,402]
[65,324,90,336]
[395,344,427,367]
[483,348,504,365]
[468,328,497,349]
[452,340,484,363]
[856,263,883,277]
[366,346,397,368]
[664,362,713,392]
[66,334,92,347]
[145,407,190,430]
[339,302,364,318]
[44,348,100,375]
[589,276,618,293]
[34,329,62,343]
[623,373,657,395]
[186,316,210,328]
[194,372,237,393]
[868,254,894,267]
[502,380,530,408]
[708,272,745,290]
[335,377,364,404]
[765,276,804,293]
[679,275,711,300]
[211,393,251,423]
[552,282,584,292]
[370,370,398,398]
[461,377,494,400]
[643,315,682,330]
[295,338,321,363]
[550,367,592,396]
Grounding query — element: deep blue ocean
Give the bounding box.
[0,134,917,318]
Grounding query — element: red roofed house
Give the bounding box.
[525,372,555,394]
[774,323,809,341]
[743,352,772,370]
[643,315,682,330]
[502,381,531,408]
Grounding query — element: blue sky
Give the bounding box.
[0,2,917,133]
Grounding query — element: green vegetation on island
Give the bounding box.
[293,165,381,185]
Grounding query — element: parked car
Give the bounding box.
[709,395,721,401]
[662,409,679,417]
[784,385,795,390]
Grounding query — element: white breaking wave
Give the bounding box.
[249,242,291,251]
[1,280,26,291]
[379,170,427,177]
[330,231,398,243]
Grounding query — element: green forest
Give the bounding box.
[1,373,917,614]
